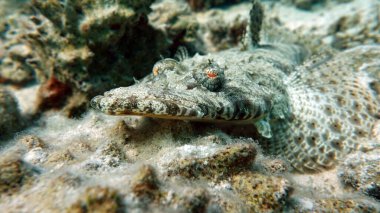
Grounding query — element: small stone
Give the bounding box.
[67,186,124,213]
[0,157,37,195]
[19,135,46,149]
[131,164,160,200]
[177,188,210,213]
[260,158,289,175]
[47,150,75,164]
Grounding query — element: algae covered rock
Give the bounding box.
[68,186,124,213]
[0,87,23,139]
[338,150,380,200]
[0,12,40,84]
[166,143,257,181]
[291,198,378,212]
[1,0,169,100]
[0,157,38,195]
[131,164,160,200]
[231,172,292,212]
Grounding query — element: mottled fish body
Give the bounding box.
[91,44,379,172]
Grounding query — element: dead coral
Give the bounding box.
[338,150,380,200]
[176,188,210,213]
[131,165,160,200]
[231,172,292,212]
[166,143,257,181]
[0,157,38,195]
[149,0,201,54]
[67,186,124,213]
[0,11,40,85]
[19,135,46,150]
[0,87,23,139]
[291,198,378,212]
[2,0,169,104]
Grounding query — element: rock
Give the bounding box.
[166,143,257,181]
[291,198,378,212]
[176,188,210,213]
[0,87,23,139]
[259,158,289,175]
[19,135,46,149]
[131,165,160,200]
[67,186,124,213]
[338,150,380,200]
[0,157,37,195]
[231,172,292,212]
[265,0,380,52]
[1,0,169,102]
[149,0,201,54]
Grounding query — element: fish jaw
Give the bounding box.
[90,80,270,122]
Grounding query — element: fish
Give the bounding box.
[91,44,379,173]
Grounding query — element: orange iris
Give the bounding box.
[207,72,217,78]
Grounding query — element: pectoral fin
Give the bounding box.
[254,119,272,138]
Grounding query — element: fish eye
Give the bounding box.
[193,59,225,92]
[152,58,180,76]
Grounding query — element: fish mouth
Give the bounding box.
[91,84,262,122]
[90,86,212,120]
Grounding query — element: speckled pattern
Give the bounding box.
[92,44,379,173]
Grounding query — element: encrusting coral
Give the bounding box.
[1,0,169,113]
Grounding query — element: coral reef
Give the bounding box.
[0,87,23,139]
[291,198,378,212]
[131,165,160,200]
[0,0,379,212]
[149,0,201,54]
[0,12,48,85]
[0,156,37,195]
[231,172,292,212]
[265,0,380,52]
[1,0,169,104]
[166,143,257,181]
[338,150,380,200]
[68,186,124,213]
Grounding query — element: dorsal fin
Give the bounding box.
[270,46,380,173]
[174,46,189,62]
